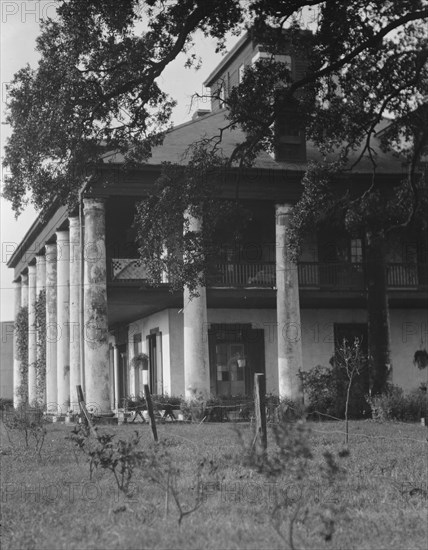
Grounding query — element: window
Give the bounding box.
[275,102,306,162]
[133,333,142,356]
[334,323,368,354]
[238,64,245,84]
[350,238,363,264]
[219,82,226,107]
[404,243,418,264]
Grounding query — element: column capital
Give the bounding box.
[275,203,293,212]
[69,216,80,228]
[45,242,57,253]
[83,198,105,213]
[28,264,36,276]
[21,272,28,283]
[275,203,293,226]
[56,229,69,241]
[36,254,46,293]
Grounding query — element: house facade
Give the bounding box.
[8,33,427,414]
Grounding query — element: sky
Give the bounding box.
[0,1,242,322]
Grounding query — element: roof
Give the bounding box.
[102,109,406,174]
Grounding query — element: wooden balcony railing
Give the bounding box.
[208,263,276,287]
[111,259,428,290]
[111,258,147,281]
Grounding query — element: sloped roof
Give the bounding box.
[102,109,406,174]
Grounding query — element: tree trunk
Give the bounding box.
[365,231,391,395]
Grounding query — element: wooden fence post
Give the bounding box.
[144,384,158,442]
[254,373,267,451]
[76,385,97,437]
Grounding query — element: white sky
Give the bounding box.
[0,1,241,321]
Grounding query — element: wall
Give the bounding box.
[210,40,255,111]
[390,309,427,391]
[0,321,14,399]
[122,305,426,398]
[127,309,182,396]
[300,308,367,372]
[301,308,427,392]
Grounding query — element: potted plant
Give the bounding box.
[130,352,149,369]
[414,349,428,370]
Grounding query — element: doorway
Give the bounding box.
[147,331,162,394]
[117,343,128,407]
[208,324,265,396]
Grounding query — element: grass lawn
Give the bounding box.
[1,419,427,550]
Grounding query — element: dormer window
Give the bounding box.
[274,102,306,162]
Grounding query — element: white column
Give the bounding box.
[36,256,46,294]
[56,230,70,413]
[45,243,58,413]
[275,204,303,401]
[83,198,110,414]
[183,212,210,399]
[21,273,28,308]
[113,345,120,411]
[28,264,37,405]
[69,216,81,411]
[129,364,136,397]
[13,279,22,408]
[35,255,46,404]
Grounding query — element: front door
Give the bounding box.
[214,342,247,396]
[208,324,265,397]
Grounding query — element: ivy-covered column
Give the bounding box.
[28,264,37,405]
[36,255,46,296]
[183,212,210,400]
[13,279,22,408]
[35,255,46,404]
[69,216,81,411]
[83,198,111,414]
[56,230,70,414]
[45,243,58,412]
[275,204,303,401]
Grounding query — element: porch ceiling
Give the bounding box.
[107,285,182,328]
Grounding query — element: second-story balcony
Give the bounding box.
[110,259,428,290]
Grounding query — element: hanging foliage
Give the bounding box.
[35,289,47,403]
[134,143,249,297]
[15,306,28,403]
[414,349,428,370]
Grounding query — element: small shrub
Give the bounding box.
[366,384,428,422]
[3,404,47,457]
[0,398,13,411]
[299,354,369,420]
[273,397,306,423]
[67,425,149,495]
[237,418,347,549]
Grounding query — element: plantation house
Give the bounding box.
[8,33,427,414]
